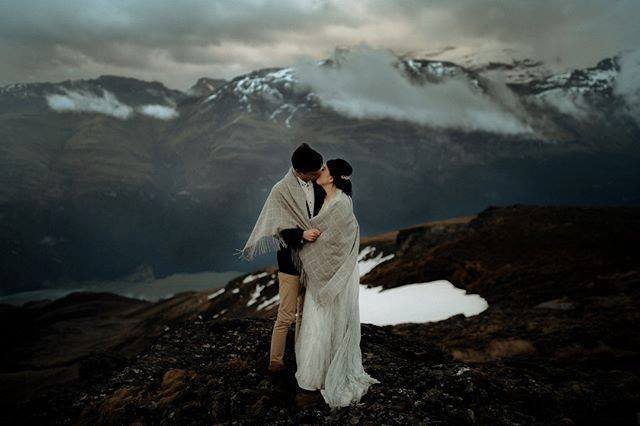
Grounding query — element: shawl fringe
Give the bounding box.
[236,233,287,261]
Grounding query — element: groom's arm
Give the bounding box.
[279,227,305,249]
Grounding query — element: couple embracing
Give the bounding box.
[240,143,379,409]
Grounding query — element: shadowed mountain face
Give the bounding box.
[1,205,639,423]
[363,205,640,372]
[1,54,639,294]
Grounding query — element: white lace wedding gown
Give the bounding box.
[294,199,380,408]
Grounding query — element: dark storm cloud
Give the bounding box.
[410,0,640,68]
[0,0,361,88]
[0,0,638,91]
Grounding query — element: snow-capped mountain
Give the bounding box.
[521,57,621,120]
[526,57,618,95]
[193,58,488,128]
[197,67,314,128]
[188,52,635,139]
[1,51,639,295]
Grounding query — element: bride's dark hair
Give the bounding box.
[326,158,353,197]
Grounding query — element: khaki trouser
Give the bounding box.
[269,271,305,368]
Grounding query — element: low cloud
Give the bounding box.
[531,89,592,120]
[46,88,133,119]
[46,88,178,120]
[294,45,532,135]
[138,104,179,120]
[614,48,640,125]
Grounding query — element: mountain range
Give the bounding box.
[1,50,639,294]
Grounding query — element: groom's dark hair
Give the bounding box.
[291,143,323,172]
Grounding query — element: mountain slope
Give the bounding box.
[1,204,639,423]
[28,318,637,425]
[1,53,639,294]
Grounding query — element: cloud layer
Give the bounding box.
[614,48,640,124]
[1,0,638,91]
[46,87,179,120]
[46,88,133,119]
[294,45,532,134]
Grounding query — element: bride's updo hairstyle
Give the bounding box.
[326,158,353,197]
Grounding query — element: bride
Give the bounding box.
[293,158,380,408]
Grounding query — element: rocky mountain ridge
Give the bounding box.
[1,204,639,424]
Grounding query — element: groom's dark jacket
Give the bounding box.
[277,179,326,275]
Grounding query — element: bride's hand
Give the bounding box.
[303,228,321,242]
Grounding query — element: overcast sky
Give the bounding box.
[1,0,638,91]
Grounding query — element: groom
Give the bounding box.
[268,143,326,373]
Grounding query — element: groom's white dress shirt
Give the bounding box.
[296,175,315,218]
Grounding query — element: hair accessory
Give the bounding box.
[340,175,350,180]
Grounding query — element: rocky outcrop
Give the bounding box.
[363,204,640,306]
[362,204,640,376]
[6,317,638,425]
[0,291,211,405]
[187,77,227,97]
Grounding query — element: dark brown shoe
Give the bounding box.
[268,362,287,374]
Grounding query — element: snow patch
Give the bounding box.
[359,280,488,326]
[212,308,228,319]
[207,288,225,300]
[455,367,471,376]
[246,283,266,307]
[242,272,268,284]
[256,294,279,311]
[232,68,295,110]
[357,246,395,277]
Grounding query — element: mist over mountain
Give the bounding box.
[1,46,639,295]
